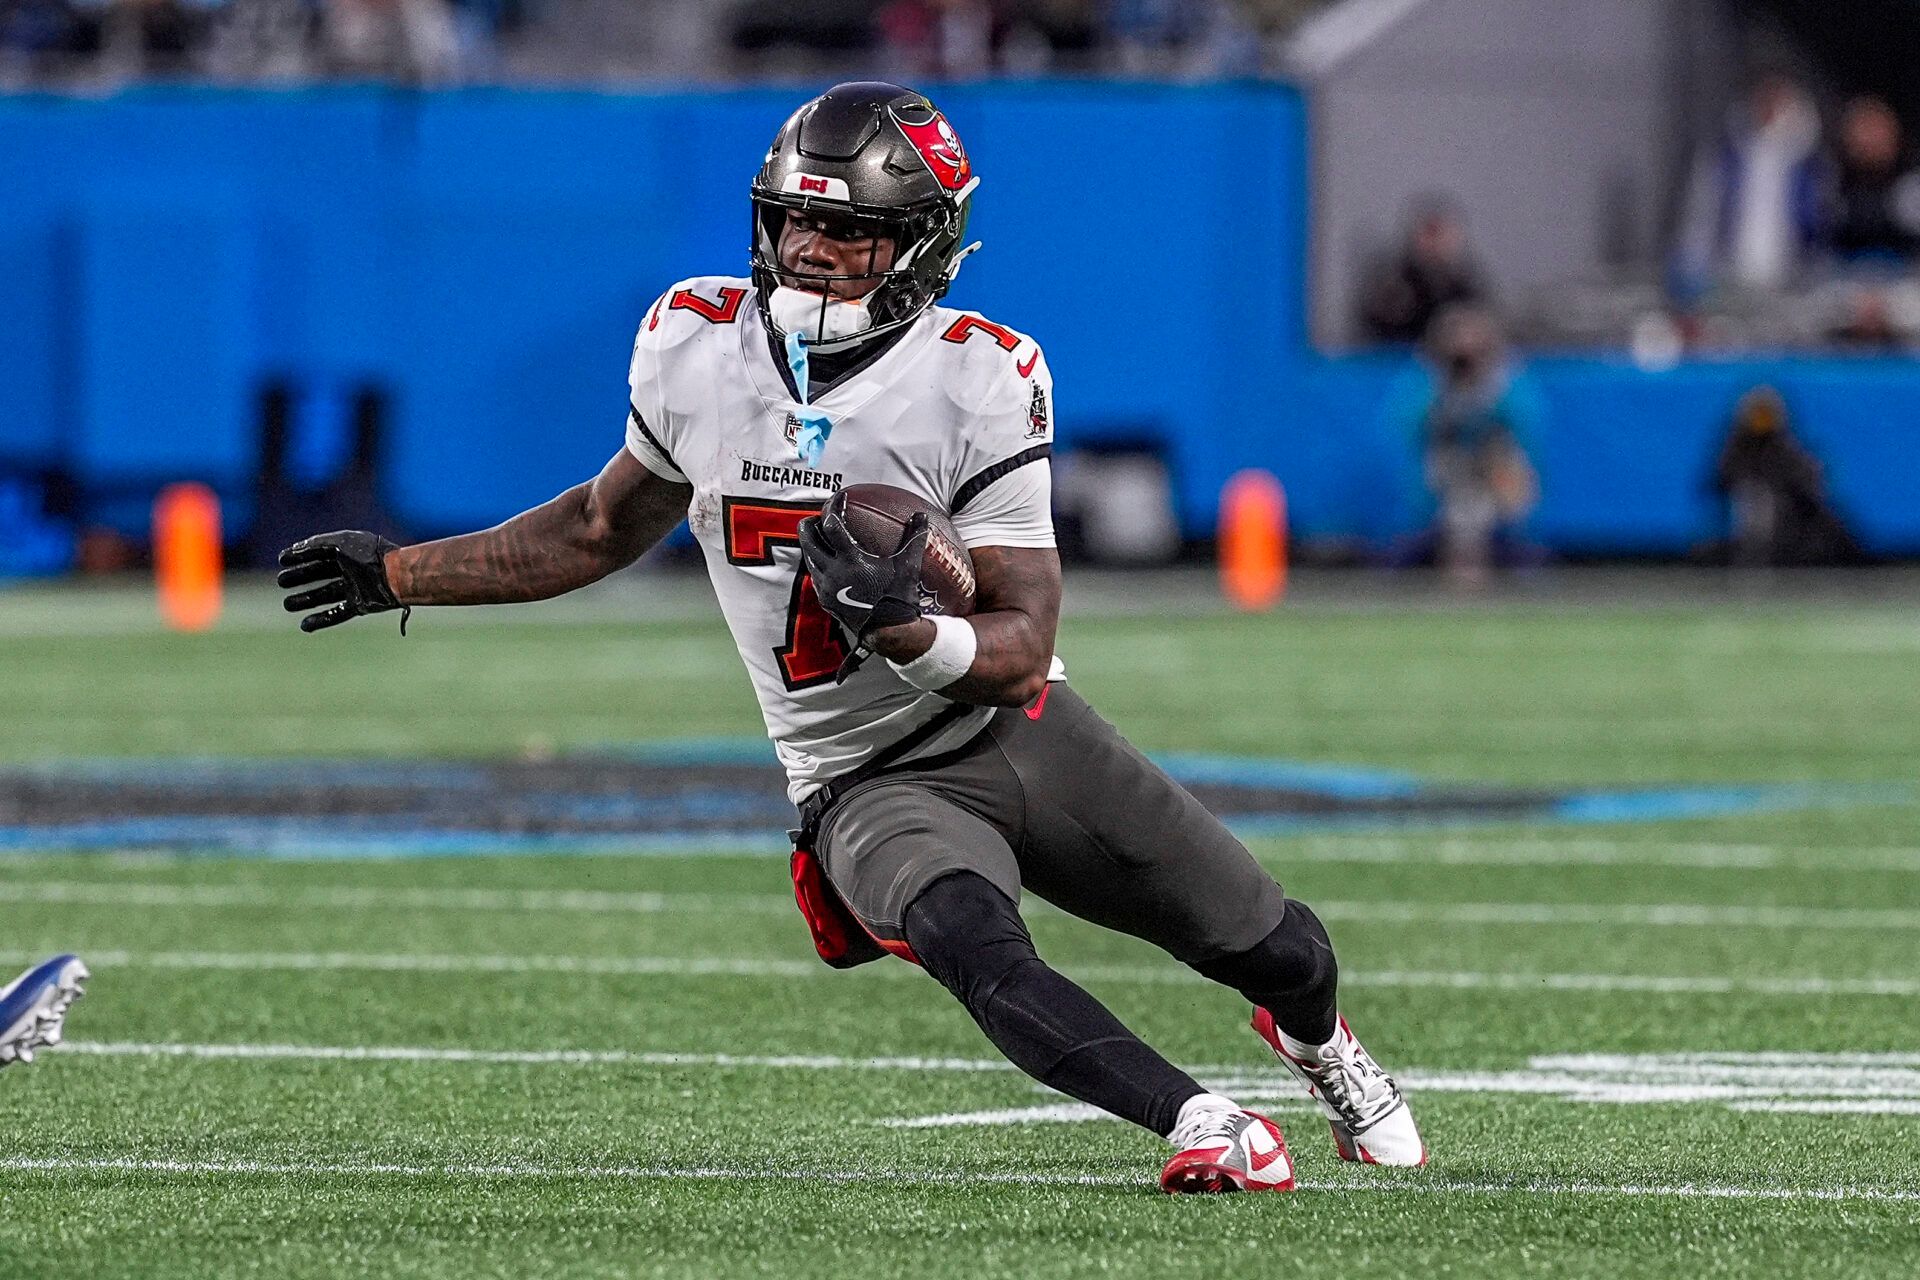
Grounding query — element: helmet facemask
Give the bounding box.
[750,191,972,354]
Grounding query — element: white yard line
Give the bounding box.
[8,878,1920,930]
[17,949,833,979]
[8,948,1917,996]
[1731,1100,1920,1115]
[60,1042,1920,1092]
[1318,902,1920,929]
[882,1103,1113,1127]
[15,948,1919,997]
[55,1041,1920,1131]
[1347,970,1920,997]
[2,1154,1916,1204]
[0,881,790,916]
[1312,1178,1920,1203]
[10,838,1920,874]
[1284,837,1920,872]
[1536,1051,1920,1070]
[887,1052,1920,1128]
[61,1041,1021,1072]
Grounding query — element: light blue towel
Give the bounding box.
[784,332,836,467]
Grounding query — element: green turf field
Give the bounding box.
[2,574,1917,1278]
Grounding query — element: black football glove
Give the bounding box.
[277,531,407,634]
[797,506,930,648]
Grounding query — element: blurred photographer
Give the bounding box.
[1389,306,1543,585]
[1359,197,1489,346]
[1710,386,1861,567]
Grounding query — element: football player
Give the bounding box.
[0,954,87,1068]
[278,82,1424,1191]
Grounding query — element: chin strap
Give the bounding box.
[783,331,837,466]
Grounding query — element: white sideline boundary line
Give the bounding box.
[19,950,1920,997]
[10,879,1920,930]
[4,1155,1916,1204]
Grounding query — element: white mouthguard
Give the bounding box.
[768,286,875,345]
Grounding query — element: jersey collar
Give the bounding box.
[739,298,935,420]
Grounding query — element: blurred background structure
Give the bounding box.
[1,0,1916,582]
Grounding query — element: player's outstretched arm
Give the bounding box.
[868,545,1061,707]
[279,450,691,631]
[388,450,690,607]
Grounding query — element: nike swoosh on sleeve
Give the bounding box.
[1016,349,1039,377]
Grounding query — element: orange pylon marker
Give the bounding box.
[154,482,224,632]
[1218,469,1287,611]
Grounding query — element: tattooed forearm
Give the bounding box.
[866,545,1061,706]
[387,451,691,606]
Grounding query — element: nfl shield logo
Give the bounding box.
[783,412,803,446]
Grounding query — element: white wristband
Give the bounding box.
[889,614,978,691]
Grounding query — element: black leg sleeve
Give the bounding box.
[904,872,1203,1137]
[1191,898,1339,1046]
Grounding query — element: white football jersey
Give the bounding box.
[624,275,1058,803]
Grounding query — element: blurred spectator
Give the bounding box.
[878,0,992,80]
[1,0,490,82]
[93,0,203,77]
[1358,198,1489,346]
[320,0,456,81]
[1111,0,1256,77]
[1807,97,1920,353]
[1003,0,1099,74]
[201,0,317,81]
[1825,96,1920,264]
[0,0,90,79]
[1674,72,1827,299]
[1386,305,1543,585]
[876,0,1122,79]
[1710,386,1860,566]
[1105,0,1197,74]
[6,0,1288,84]
[731,0,876,71]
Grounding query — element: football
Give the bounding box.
[830,483,977,617]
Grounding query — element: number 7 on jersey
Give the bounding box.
[721,497,849,690]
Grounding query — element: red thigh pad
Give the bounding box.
[789,846,918,969]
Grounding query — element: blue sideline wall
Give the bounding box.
[0,83,1302,541]
[1275,355,1920,554]
[1,84,1916,555]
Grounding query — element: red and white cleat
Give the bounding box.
[1159,1108,1295,1194]
[1252,1008,1427,1167]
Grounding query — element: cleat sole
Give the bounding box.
[1159,1155,1294,1195]
[0,956,89,1069]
